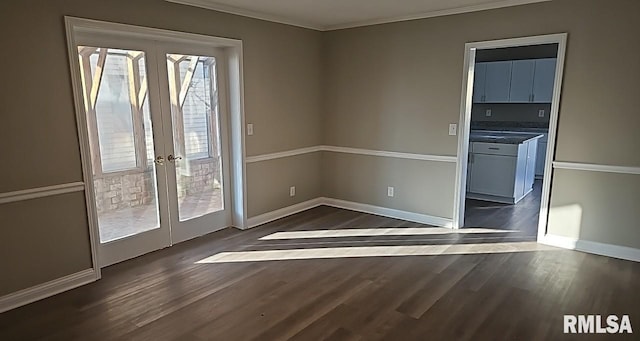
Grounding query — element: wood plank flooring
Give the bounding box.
[464,180,543,236]
[1,206,638,340]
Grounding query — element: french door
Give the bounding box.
[74,33,231,266]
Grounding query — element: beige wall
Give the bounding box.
[548,170,640,249]
[324,0,640,161]
[0,0,323,295]
[322,152,455,219]
[247,153,321,217]
[1,0,639,299]
[0,192,92,296]
[0,0,324,192]
[322,0,640,247]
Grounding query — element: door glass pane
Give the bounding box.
[78,47,160,243]
[166,54,224,221]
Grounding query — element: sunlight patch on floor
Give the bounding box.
[196,242,556,263]
[259,227,516,240]
[251,234,535,248]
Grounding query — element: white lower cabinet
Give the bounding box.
[525,140,537,190]
[467,139,538,204]
[535,134,548,178]
[468,153,517,197]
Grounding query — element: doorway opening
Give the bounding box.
[453,34,568,241]
[66,17,248,270]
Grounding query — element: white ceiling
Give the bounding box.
[167,0,551,31]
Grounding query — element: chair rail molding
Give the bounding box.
[0,182,85,205]
[553,161,640,175]
[245,145,457,163]
[245,146,324,163]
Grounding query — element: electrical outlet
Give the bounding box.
[289,186,296,197]
[387,186,394,197]
[247,123,254,136]
[485,109,492,117]
[538,110,545,118]
[448,124,457,136]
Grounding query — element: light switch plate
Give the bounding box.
[485,109,492,117]
[290,186,296,197]
[387,186,394,197]
[448,124,457,136]
[247,123,254,136]
[538,110,545,118]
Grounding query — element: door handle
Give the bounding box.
[154,156,165,165]
[168,154,183,162]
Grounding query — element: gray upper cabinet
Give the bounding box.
[473,63,487,103]
[473,58,556,103]
[532,58,556,103]
[509,60,535,102]
[483,61,512,103]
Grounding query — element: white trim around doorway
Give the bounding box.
[452,33,568,246]
[65,17,248,272]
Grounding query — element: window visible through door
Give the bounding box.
[77,46,161,243]
[166,54,224,221]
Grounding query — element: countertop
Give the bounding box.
[469,131,543,144]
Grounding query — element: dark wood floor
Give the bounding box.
[1,206,638,340]
[464,180,542,236]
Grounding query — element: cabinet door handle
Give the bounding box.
[488,147,500,150]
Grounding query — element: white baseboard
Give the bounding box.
[321,197,453,228]
[246,198,325,229]
[0,268,97,314]
[246,197,453,229]
[540,234,640,262]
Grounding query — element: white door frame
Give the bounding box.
[452,33,568,244]
[65,17,248,276]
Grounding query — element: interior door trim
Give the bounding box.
[452,33,568,243]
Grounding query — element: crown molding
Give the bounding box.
[166,0,551,32]
[166,0,324,30]
[324,0,552,31]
